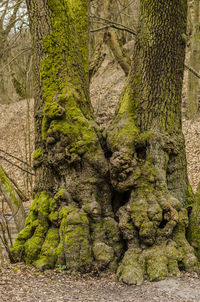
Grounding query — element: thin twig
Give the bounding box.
[184,63,200,79]
[90,15,136,35]
[0,148,33,169]
[0,156,35,175]
[91,23,135,35]
[0,47,32,74]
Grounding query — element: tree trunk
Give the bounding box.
[107,0,198,284]
[11,0,199,284]
[11,0,122,272]
[187,0,200,119]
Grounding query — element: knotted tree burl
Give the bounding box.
[11,0,200,285]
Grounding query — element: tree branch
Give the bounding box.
[184,63,200,79]
[90,15,136,35]
[0,156,35,175]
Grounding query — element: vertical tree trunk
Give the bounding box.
[107,0,198,284]
[187,0,200,119]
[11,0,122,272]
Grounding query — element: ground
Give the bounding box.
[0,263,200,302]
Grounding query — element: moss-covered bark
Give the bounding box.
[11,0,122,272]
[107,0,199,284]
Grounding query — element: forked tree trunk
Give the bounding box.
[11,0,199,284]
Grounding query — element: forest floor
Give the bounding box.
[1,262,200,302]
[1,43,200,301]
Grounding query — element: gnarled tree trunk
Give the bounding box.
[107,0,198,284]
[11,0,199,284]
[11,0,122,272]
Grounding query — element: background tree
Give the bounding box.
[0,0,32,104]
[11,0,199,285]
[187,0,200,119]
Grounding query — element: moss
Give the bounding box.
[34,227,60,270]
[40,0,94,145]
[33,149,44,160]
[108,85,139,152]
[117,248,145,285]
[59,205,92,271]
[32,192,52,218]
[145,246,168,281]
[92,241,114,266]
[10,224,35,262]
[12,76,26,98]
[188,184,200,260]
[185,184,195,207]
[54,189,66,200]
[11,192,52,263]
[24,221,49,264]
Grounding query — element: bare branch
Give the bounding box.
[90,15,136,35]
[0,156,35,176]
[184,63,200,79]
[0,148,33,169]
[0,47,32,74]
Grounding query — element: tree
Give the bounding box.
[187,0,200,119]
[0,0,30,103]
[11,0,199,285]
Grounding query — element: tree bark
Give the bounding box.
[11,0,122,272]
[107,0,198,284]
[187,0,200,119]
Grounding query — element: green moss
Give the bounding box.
[55,242,65,266]
[92,241,114,266]
[54,189,66,200]
[33,149,44,160]
[185,184,195,207]
[145,246,168,281]
[34,227,60,270]
[188,184,200,260]
[31,192,52,219]
[40,0,94,144]
[117,248,145,285]
[10,224,35,262]
[12,76,26,98]
[59,205,92,271]
[11,192,53,263]
[24,221,49,264]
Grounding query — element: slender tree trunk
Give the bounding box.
[187,0,200,119]
[0,166,25,232]
[107,0,198,284]
[11,0,122,272]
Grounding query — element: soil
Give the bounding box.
[0,263,200,302]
